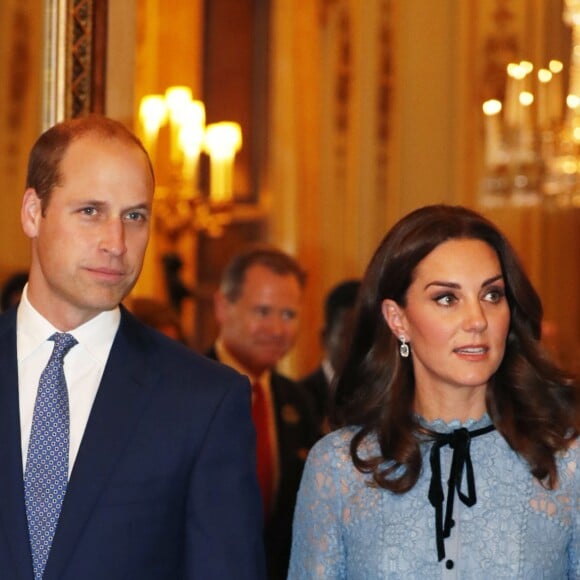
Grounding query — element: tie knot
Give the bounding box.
[49,332,78,361]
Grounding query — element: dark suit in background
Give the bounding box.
[299,365,329,434]
[207,347,317,580]
[299,279,361,437]
[209,245,319,578]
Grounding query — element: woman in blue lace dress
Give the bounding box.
[289,205,580,579]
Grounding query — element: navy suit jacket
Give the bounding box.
[0,307,266,579]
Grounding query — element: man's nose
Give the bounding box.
[99,219,127,256]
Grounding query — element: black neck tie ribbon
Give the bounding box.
[427,424,496,561]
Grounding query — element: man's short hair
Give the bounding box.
[324,279,361,332]
[26,114,154,215]
[220,245,306,302]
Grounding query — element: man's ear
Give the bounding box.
[381,299,408,340]
[21,188,42,239]
[214,290,229,324]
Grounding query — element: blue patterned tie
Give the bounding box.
[24,332,77,580]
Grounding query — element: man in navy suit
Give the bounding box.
[208,246,318,579]
[0,115,265,579]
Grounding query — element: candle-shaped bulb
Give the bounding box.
[537,69,553,130]
[482,99,503,168]
[138,95,168,161]
[179,100,206,198]
[519,91,534,106]
[204,122,243,203]
[482,99,502,116]
[165,86,193,165]
[566,93,580,109]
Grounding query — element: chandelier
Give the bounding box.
[480,1,580,208]
[138,86,243,240]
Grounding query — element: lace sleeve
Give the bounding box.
[288,431,350,579]
[564,439,580,577]
[529,437,580,578]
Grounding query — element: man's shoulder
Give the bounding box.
[119,311,247,386]
[270,370,313,410]
[299,367,326,389]
[270,369,297,390]
[0,307,17,332]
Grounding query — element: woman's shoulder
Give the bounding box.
[307,426,380,467]
[557,435,580,479]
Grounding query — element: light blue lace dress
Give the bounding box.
[288,415,579,579]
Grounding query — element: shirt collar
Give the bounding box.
[215,338,271,386]
[321,358,335,384]
[17,284,121,364]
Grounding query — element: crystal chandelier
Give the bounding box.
[480,1,580,208]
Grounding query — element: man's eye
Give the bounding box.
[125,211,147,222]
[80,207,97,216]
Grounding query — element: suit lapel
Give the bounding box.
[0,311,35,579]
[44,310,161,580]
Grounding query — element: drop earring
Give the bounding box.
[399,335,410,358]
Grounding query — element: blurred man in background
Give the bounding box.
[300,279,361,435]
[208,245,318,579]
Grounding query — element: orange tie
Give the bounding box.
[252,381,274,517]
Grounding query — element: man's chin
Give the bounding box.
[257,354,287,370]
[79,288,130,313]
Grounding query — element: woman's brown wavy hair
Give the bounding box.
[331,204,580,492]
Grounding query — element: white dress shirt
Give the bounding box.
[17,285,120,477]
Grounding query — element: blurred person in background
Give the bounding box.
[208,244,318,579]
[299,279,361,436]
[128,296,188,344]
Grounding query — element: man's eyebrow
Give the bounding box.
[123,203,151,212]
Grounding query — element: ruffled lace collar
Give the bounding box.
[417,413,493,434]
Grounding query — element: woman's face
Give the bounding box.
[383,238,510,408]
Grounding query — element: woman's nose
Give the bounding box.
[463,300,488,332]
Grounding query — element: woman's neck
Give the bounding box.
[413,382,487,423]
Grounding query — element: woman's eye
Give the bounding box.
[484,288,505,303]
[434,294,456,306]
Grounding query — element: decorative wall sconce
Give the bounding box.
[138,85,243,240]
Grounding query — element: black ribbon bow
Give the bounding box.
[427,424,496,561]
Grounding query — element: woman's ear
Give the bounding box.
[21,188,42,239]
[381,299,408,339]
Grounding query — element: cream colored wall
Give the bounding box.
[269,0,482,374]
[3,0,577,373]
[0,0,43,284]
[268,0,579,376]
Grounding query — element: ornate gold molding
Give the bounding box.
[43,0,106,127]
